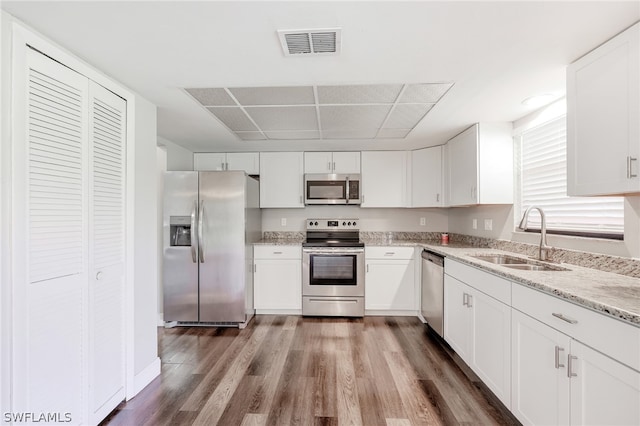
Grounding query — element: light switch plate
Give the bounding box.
[484,219,493,231]
[420,217,426,226]
[281,218,287,226]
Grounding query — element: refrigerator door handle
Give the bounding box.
[190,200,197,263]
[198,200,205,263]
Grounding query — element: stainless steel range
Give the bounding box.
[302,218,365,317]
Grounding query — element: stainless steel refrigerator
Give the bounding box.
[163,171,261,327]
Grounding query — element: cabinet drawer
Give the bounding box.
[365,246,414,260]
[445,259,511,305]
[512,283,639,371]
[254,245,301,259]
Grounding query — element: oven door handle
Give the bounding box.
[303,248,364,254]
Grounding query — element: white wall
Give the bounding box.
[262,206,449,233]
[133,96,160,377]
[448,200,640,259]
[158,136,193,171]
[0,10,12,421]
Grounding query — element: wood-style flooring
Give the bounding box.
[101,316,519,426]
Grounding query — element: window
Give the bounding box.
[516,106,624,239]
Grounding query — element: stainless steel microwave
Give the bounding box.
[304,174,361,205]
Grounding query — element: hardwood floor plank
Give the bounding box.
[265,349,304,425]
[312,351,337,418]
[384,350,444,426]
[289,377,315,426]
[241,413,267,426]
[191,316,273,425]
[217,375,264,426]
[336,349,363,425]
[385,419,413,426]
[356,378,387,426]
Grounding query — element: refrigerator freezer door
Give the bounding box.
[163,171,199,321]
[199,171,247,322]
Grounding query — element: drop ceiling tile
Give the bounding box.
[235,132,267,140]
[245,106,318,131]
[376,128,411,139]
[398,83,453,103]
[229,86,315,105]
[323,129,379,139]
[186,88,236,106]
[206,107,257,131]
[320,105,391,130]
[383,104,433,129]
[317,84,403,104]
[264,130,321,140]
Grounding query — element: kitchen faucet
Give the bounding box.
[518,206,551,261]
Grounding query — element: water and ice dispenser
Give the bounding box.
[169,216,192,246]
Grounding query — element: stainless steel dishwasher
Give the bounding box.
[421,249,445,337]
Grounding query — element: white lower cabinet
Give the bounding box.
[365,247,416,312]
[444,271,511,408]
[511,285,640,426]
[253,246,302,313]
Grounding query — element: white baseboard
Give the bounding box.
[129,357,161,400]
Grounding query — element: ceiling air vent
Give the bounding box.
[278,28,341,56]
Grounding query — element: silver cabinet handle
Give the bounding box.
[190,200,198,263]
[436,193,440,202]
[332,161,336,171]
[567,355,578,378]
[273,251,283,255]
[384,252,395,256]
[327,161,331,171]
[552,313,578,324]
[628,156,638,178]
[254,264,257,273]
[96,271,103,281]
[366,264,369,273]
[555,346,565,369]
[463,293,468,306]
[467,294,473,308]
[198,200,205,263]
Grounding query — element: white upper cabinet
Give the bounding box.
[411,146,443,207]
[259,152,304,208]
[445,123,513,206]
[194,152,259,174]
[304,151,361,174]
[567,22,640,196]
[361,151,409,207]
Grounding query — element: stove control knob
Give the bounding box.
[353,221,357,226]
[309,221,313,226]
[348,221,352,226]
[343,221,346,226]
[314,221,318,226]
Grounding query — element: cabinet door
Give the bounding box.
[259,152,304,208]
[470,288,511,408]
[570,340,640,426]
[194,153,226,171]
[254,259,301,310]
[361,151,408,207]
[226,152,259,174]
[447,125,478,206]
[304,152,333,173]
[511,309,570,426]
[567,23,640,196]
[365,259,415,311]
[443,275,471,360]
[332,151,361,173]
[411,146,443,207]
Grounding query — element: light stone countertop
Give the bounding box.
[255,237,640,326]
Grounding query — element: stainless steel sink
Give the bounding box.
[471,254,569,272]
[471,254,529,265]
[502,264,568,272]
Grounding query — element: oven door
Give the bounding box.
[302,247,364,297]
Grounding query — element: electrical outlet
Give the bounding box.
[420,217,426,226]
[472,218,478,229]
[484,219,493,231]
[281,218,287,226]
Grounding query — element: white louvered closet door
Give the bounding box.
[88,83,126,423]
[16,48,89,420]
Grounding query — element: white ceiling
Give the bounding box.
[2,1,639,153]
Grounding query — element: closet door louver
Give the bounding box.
[20,48,89,419]
[88,83,126,422]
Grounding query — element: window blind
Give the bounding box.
[519,115,624,235]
